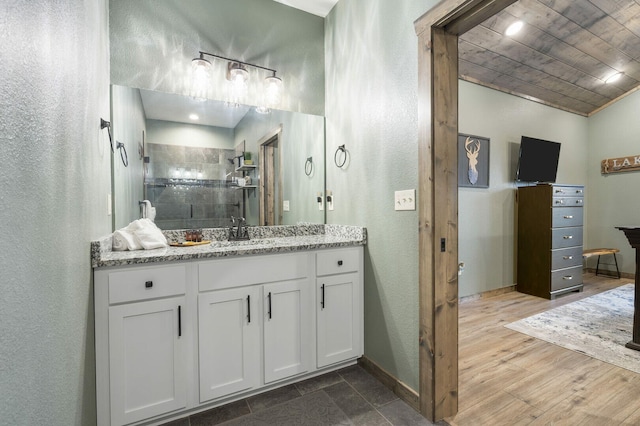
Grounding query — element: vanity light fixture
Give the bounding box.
[191,50,283,110]
[505,20,523,36]
[605,72,622,84]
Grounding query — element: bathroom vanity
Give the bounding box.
[91,225,366,426]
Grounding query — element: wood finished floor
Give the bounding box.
[449,272,639,426]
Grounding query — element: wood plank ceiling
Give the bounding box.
[458,0,640,116]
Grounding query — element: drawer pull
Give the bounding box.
[563,235,573,239]
[576,190,583,194]
[555,200,564,204]
[338,260,343,266]
[563,215,574,219]
[321,284,325,309]
[267,292,272,319]
[555,189,564,194]
[145,281,153,288]
[247,295,251,323]
[576,200,583,204]
[563,276,573,280]
[563,256,573,260]
[178,305,182,337]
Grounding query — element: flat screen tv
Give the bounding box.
[516,136,561,183]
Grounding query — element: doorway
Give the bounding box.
[414,0,517,422]
[259,125,283,226]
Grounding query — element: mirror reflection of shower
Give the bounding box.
[144,144,243,229]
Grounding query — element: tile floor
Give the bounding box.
[161,365,437,425]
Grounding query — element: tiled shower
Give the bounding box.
[144,143,243,229]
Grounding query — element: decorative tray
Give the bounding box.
[169,240,211,247]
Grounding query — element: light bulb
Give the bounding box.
[264,75,283,108]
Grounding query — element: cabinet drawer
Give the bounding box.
[108,265,186,304]
[552,196,584,207]
[552,207,583,227]
[317,247,360,276]
[551,266,583,291]
[199,252,309,291]
[551,227,583,249]
[551,246,583,270]
[552,186,584,197]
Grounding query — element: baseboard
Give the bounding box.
[459,285,517,304]
[357,356,420,412]
[585,267,634,280]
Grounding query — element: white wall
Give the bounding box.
[0,1,111,424]
[459,81,589,297]
[586,90,640,274]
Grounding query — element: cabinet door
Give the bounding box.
[317,273,361,367]
[198,287,260,402]
[263,279,313,383]
[109,297,187,426]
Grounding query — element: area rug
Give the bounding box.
[505,284,640,374]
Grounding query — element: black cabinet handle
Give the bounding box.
[268,292,272,319]
[338,260,343,266]
[247,295,251,323]
[178,305,182,337]
[145,281,153,288]
[321,284,325,309]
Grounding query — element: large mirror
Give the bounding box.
[110,85,325,230]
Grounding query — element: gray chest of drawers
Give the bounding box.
[517,184,584,299]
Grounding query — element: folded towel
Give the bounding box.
[129,218,168,249]
[112,229,143,251]
[112,218,167,251]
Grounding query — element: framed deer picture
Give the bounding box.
[458,133,490,188]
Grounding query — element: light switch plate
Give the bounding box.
[283,200,290,212]
[395,189,416,211]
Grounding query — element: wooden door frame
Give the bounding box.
[414,0,516,422]
[258,125,283,226]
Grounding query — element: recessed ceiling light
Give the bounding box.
[605,72,622,84]
[189,113,199,120]
[505,21,523,36]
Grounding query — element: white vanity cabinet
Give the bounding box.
[316,247,363,368]
[197,286,260,402]
[197,252,313,402]
[94,264,189,426]
[94,245,362,426]
[263,279,313,383]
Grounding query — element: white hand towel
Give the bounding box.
[112,229,143,251]
[128,218,168,250]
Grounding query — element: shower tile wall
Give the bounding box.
[145,143,242,230]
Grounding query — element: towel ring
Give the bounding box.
[334,145,347,168]
[116,141,129,167]
[305,157,313,176]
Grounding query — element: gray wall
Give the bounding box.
[110,0,325,115]
[234,109,325,226]
[458,80,588,297]
[325,0,437,392]
[0,1,111,424]
[587,90,640,274]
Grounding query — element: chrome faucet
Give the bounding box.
[229,216,250,241]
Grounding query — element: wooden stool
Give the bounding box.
[583,248,621,278]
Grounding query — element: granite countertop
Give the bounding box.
[91,224,367,268]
